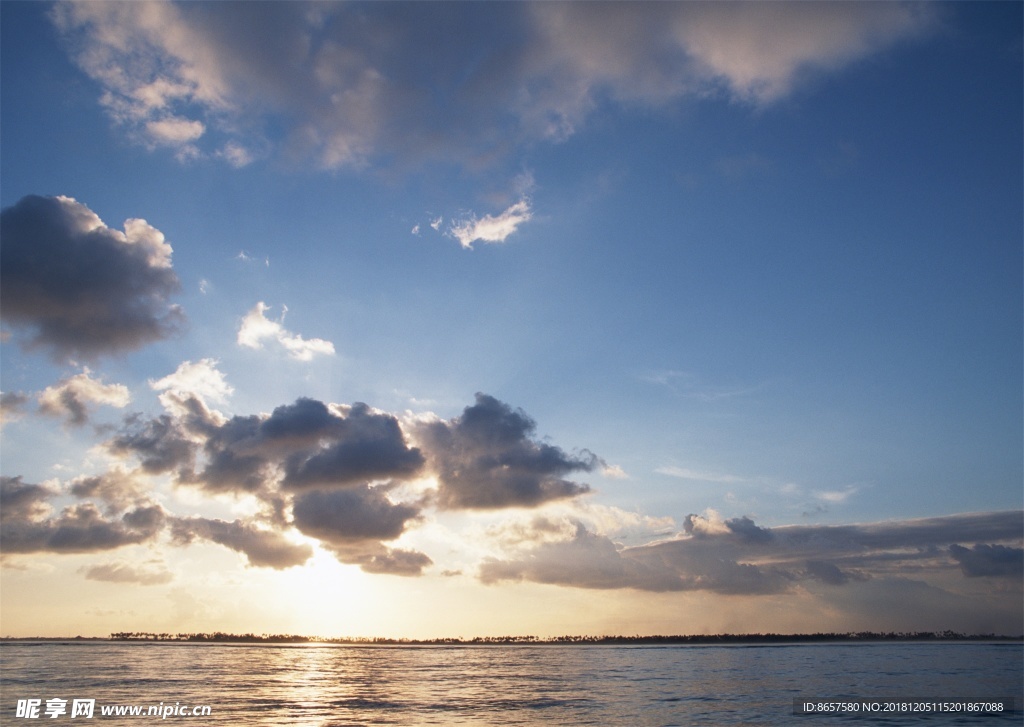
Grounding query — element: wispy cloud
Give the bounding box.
[81,560,173,586]
[657,466,747,485]
[813,485,860,504]
[48,2,936,169]
[237,302,335,361]
[448,199,533,249]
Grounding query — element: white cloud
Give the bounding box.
[449,199,532,249]
[145,117,205,145]
[150,358,233,407]
[237,302,335,361]
[429,217,443,231]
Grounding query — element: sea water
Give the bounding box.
[1,641,1021,725]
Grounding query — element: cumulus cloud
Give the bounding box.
[150,359,233,408]
[449,199,532,249]
[481,510,1024,595]
[38,370,131,426]
[82,560,174,586]
[289,482,433,574]
[281,402,425,489]
[170,516,312,569]
[50,2,935,169]
[0,476,58,523]
[0,195,183,362]
[237,302,335,361]
[97,392,600,574]
[414,393,597,509]
[292,485,422,544]
[107,411,199,476]
[0,475,166,555]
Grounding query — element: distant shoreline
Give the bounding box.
[3,632,1022,646]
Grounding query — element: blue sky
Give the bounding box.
[1,1,1021,638]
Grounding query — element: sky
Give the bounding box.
[0,1,1021,639]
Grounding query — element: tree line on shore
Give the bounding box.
[98,630,1021,644]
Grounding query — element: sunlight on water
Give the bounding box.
[2,642,1020,725]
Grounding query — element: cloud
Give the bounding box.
[150,358,234,407]
[320,541,433,577]
[0,474,166,555]
[38,370,131,426]
[0,476,58,523]
[949,544,1024,578]
[107,412,199,476]
[281,402,425,490]
[0,195,183,362]
[51,3,935,169]
[355,548,432,576]
[813,486,860,504]
[237,302,335,361]
[0,391,31,428]
[145,117,205,145]
[657,466,746,484]
[170,516,312,569]
[666,2,935,103]
[414,393,596,510]
[292,485,422,543]
[449,199,532,249]
[82,560,174,586]
[480,510,1024,595]
[68,469,152,513]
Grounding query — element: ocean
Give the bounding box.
[1,641,1021,725]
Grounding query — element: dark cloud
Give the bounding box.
[290,485,429,576]
[170,516,312,569]
[281,402,424,489]
[416,393,595,509]
[803,560,865,586]
[683,513,774,544]
[292,485,421,544]
[949,544,1024,578]
[1,501,166,555]
[481,511,1024,595]
[107,413,198,475]
[149,398,424,495]
[1,476,58,522]
[0,195,183,362]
